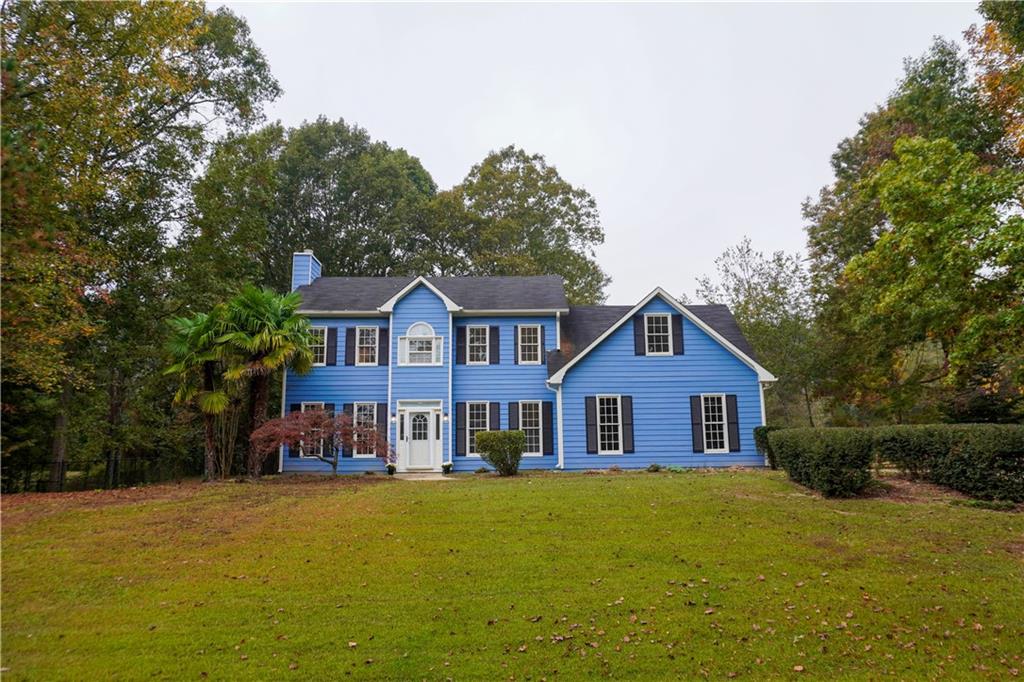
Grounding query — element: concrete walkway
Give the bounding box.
[392,473,457,481]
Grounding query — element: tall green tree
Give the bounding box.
[1,1,278,482]
[433,146,610,304]
[218,286,314,475]
[693,238,819,426]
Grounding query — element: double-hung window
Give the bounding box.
[597,395,622,454]
[467,326,489,364]
[519,401,542,455]
[399,322,443,366]
[467,402,489,455]
[300,401,325,457]
[353,402,377,456]
[310,327,327,366]
[518,325,541,364]
[701,394,728,453]
[644,314,671,355]
[356,327,378,365]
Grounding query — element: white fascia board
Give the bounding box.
[547,287,777,385]
[377,276,462,313]
[297,310,387,317]
[454,308,571,316]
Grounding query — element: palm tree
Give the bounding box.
[164,308,230,480]
[219,285,314,475]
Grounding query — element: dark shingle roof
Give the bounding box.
[296,275,569,312]
[547,303,759,376]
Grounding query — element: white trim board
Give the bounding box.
[378,276,462,313]
[547,288,777,385]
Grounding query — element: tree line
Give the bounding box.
[1,1,608,483]
[691,2,1023,426]
[2,2,1020,487]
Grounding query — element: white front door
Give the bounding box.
[407,411,433,469]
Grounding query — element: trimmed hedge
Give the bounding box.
[475,430,526,477]
[873,424,1024,502]
[753,425,781,469]
[769,428,874,497]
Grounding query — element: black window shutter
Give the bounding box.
[621,396,635,454]
[455,402,467,455]
[585,396,598,454]
[542,401,554,455]
[513,326,520,365]
[489,402,500,429]
[456,327,466,365]
[726,394,740,452]
[508,402,519,430]
[633,315,646,355]
[377,328,389,366]
[344,328,355,366]
[323,403,336,457]
[672,315,684,355]
[690,396,704,453]
[540,326,546,364]
[376,403,388,446]
[489,326,500,364]
[341,403,354,456]
[326,328,338,366]
[288,404,302,457]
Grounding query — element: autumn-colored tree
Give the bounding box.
[249,409,394,476]
[968,1,1024,158]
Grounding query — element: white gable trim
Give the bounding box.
[377,276,462,313]
[547,288,777,385]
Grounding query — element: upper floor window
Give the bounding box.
[356,326,378,366]
[701,394,728,453]
[645,314,671,355]
[597,395,622,454]
[467,326,489,364]
[398,322,443,366]
[518,325,541,364]
[310,327,327,366]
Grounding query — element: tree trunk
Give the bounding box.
[104,368,123,488]
[48,381,72,492]
[202,362,217,480]
[803,386,815,427]
[247,373,270,476]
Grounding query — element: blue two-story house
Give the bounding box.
[281,250,776,473]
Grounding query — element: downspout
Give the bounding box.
[447,311,453,466]
[758,382,768,466]
[387,313,394,463]
[546,380,564,469]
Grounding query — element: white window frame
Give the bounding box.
[398,321,443,366]
[518,324,542,365]
[466,325,489,365]
[310,327,327,366]
[701,393,729,454]
[300,401,325,458]
[466,401,489,457]
[596,394,623,455]
[519,401,543,456]
[355,326,379,366]
[353,402,378,457]
[644,313,672,356]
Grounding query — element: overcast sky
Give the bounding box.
[226,2,982,303]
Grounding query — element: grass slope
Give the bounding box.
[3,471,1022,679]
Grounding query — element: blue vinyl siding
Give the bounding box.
[390,285,452,461]
[560,297,764,469]
[282,317,388,473]
[451,316,559,472]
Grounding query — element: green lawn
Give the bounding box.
[3,471,1022,679]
